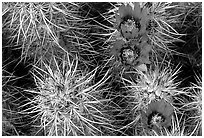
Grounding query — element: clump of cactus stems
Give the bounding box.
[2,2,202,136]
[19,53,117,136]
[73,2,201,136]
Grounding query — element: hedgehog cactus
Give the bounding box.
[21,54,115,136]
[123,61,183,111]
[121,60,188,135]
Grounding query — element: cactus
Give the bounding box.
[19,54,116,136]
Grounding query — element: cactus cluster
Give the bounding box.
[2,2,202,136]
